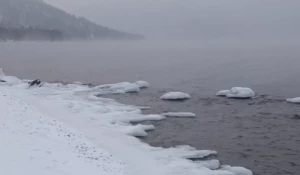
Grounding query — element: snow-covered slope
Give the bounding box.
[0,71,252,175]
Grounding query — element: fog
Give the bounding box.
[44,0,300,40]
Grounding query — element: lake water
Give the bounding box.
[1,39,300,175]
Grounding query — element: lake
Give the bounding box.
[1,39,300,175]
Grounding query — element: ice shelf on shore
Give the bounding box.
[0,68,253,175]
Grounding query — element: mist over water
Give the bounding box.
[1,37,299,96]
[2,0,300,175]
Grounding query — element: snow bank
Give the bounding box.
[161,92,191,100]
[287,97,300,103]
[0,70,22,84]
[134,81,150,88]
[217,87,255,99]
[161,112,196,118]
[0,68,252,175]
[0,90,124,175]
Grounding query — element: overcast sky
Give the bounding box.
[44,0,300,38]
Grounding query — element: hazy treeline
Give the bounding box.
[0,0,141,41]
[0,26,63,41]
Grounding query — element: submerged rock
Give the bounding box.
[292,114,300,120]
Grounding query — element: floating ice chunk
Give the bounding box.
[195,159,220,170]
[93,82,140,94]
[221,165,253,175]
[124,124,155,137]
[226,87,255,99]
[287,97,300,104]
[161,112,196,118]
[161,92,191,100]
[161,145,217,159]
[134,81,150,88]
[217,90,231,96]
[117,114,166,123]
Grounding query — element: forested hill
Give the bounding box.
[0,0,142,41]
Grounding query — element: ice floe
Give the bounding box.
[91,82,140,95]
[217,87,255,99]
[161,112,196,118]
[134,81,150,88]
[216,90,231,96]
[161,92,191,100]
[287,97,300,103]
[221,165,253,175]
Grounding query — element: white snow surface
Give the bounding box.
[0,70,252,175]
[0,69,22,84]
[287,97,300,103]
[162,112,196,118]
[0,90,125,175]
[218,87,255,99]
[134,81,150,88]
[161,92,191,100]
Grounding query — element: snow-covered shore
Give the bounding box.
[0,71,252,175]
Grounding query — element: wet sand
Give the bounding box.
[103,89,300,175]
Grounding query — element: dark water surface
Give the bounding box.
[1,40,300,175]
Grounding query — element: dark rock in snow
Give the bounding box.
[29,79,43,87]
